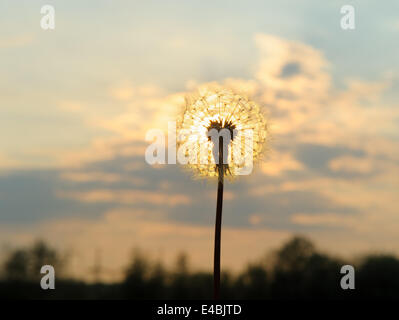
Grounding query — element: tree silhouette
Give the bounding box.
[3,240,62,282]
[2,236,399,299]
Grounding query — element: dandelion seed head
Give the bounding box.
[177,86,268,179]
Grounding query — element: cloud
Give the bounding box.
[291,213,358,228]
[58,189,191,207]
[0,34,34,48]
[60,171,123,183]
[0,153,25,170]
[254,33,330,104]
[328,155,375,174]
[295,143,365,171]
[109,83,164,101]
[0,170,107,223]
[260,151,303,176]
[1,32,399,274]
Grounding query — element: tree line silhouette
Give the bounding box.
[1,236,399,299]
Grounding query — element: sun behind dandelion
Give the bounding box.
[176,85,268,299]
[177,87,268,179]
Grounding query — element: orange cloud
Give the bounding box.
[328,156,374,174]
[260,151,303,176]
[291,213,358,228]
[58,189,191,206]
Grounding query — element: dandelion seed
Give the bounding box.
[177,87,268,179]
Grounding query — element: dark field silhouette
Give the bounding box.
[1,236,398,299]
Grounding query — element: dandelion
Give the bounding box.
[177,86,268,299]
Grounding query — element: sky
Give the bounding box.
[1,1,399,282]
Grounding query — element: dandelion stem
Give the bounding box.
[214,136,224,300]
